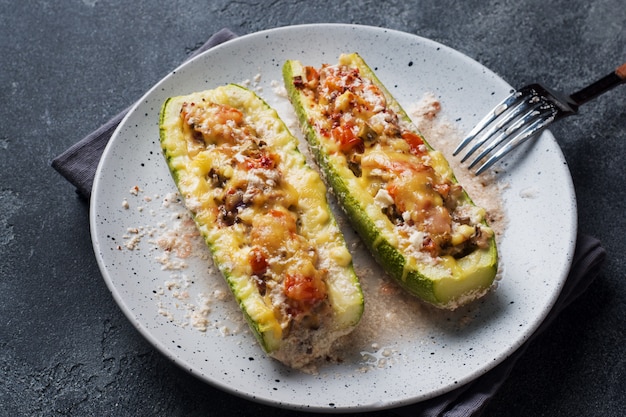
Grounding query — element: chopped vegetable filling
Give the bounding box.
[294,62,493,260]
[180,99,329,332]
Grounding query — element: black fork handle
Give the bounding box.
[570,62,626,106]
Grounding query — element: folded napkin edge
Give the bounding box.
[51,28,238,199]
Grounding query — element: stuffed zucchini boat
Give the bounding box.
[283,53,498,309]
[159,84,363,369]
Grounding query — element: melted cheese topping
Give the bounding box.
[160,86,363,362]
[293,56,494,264]
[183,99,333,333]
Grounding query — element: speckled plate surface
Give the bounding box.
[90,24,577,412]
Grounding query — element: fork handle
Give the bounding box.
[570,62,626,106]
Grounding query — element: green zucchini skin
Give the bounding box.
[283,54,498,309]
[159,84,363,368]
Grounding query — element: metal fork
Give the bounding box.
[454,62,626,174]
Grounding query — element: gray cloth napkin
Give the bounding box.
[51,28,238,199]
[51,28,606,417]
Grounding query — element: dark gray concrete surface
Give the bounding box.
[1,0,625,415]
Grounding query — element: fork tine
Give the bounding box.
[473,111,557,175]
[453,91,524,156]
[467,101,544,169]
[460,98,539,163]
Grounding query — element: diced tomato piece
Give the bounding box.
[401,131,426,155]
[284,273,326,305]
[249,247,268,276]
[385,183,408,213]
[305,66,319,83]
[243,151,277,170]
[332,124,364,153]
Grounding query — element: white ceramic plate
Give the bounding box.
[91,24,577,412]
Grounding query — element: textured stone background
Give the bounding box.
[1,0,624,415]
